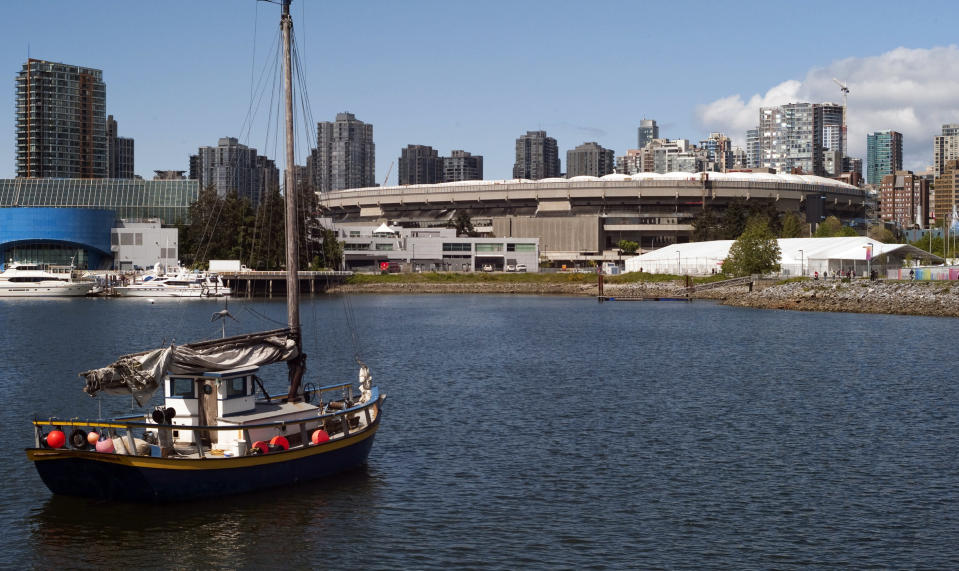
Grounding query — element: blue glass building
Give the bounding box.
[0,179,198,269]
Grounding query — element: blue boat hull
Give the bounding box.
[27,426,378,503]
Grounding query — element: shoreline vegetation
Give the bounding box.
[329,272,959,318]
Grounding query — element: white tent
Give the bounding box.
[624,237,940,277]
[373,223,396,235]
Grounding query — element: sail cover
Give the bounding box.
[81,328,298,406]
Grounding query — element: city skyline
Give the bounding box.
[1,1,958,183]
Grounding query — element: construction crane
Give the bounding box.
[832,78,850,156]
[832,77,850,108]
[382,160,394,186]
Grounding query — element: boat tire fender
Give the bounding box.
[69,428,89,449]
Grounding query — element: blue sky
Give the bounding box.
[2,0,958,182]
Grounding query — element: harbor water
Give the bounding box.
[1,295,958,568]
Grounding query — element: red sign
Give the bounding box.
[379,262,389,271]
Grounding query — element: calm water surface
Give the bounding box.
[1,295,957,569]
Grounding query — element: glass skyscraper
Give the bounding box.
[866,130,903,185]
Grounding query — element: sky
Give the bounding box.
[2,0,959,183]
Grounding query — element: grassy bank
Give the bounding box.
[345,271,727,286]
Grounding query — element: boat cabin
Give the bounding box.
[162,365,330,457]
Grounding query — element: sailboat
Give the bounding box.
[25,0,384,502]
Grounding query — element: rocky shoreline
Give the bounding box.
[330,279,959,318]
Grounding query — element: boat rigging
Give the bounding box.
[25,0,385,502]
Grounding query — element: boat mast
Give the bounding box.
[282,0,305,401]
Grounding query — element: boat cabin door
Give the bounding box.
[197,378,218,445]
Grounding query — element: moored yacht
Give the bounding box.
[114,271,231,298]
[0,263,96,297]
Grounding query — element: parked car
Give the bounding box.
[482,264,493,272]
[516,264,527,272]
[505,264,516,272]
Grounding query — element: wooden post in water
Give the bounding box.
[597,263,604,302]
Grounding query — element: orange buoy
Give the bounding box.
[87,431,100,446]
[269,435,289,451]
[95,438,115,453]
[251,441,269,455]
[46,430,66,449]
[311,430,330,445]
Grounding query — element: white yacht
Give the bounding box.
[0,263,97,297]
[114,271,232,298]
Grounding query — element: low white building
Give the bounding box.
[335,223,539,272]
[624,237,940,277]
[111,219,178,271]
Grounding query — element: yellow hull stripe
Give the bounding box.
[27,423,378,470]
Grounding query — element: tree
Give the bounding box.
[315,227,343,270]
[723,216,781,277]
[617,240,639,255]
[450,211,476,237]
[867,225,895,243]
[691,208,722,241]
[813,215,857,237]
[780,212,804,238]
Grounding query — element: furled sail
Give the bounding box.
[81,328,298,406]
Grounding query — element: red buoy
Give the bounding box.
[87,431,100,446]
[311,430,330,444]
[46,430,66,449]
[95,438,115,453]
[251,441,269,454]
[270,435,289,450]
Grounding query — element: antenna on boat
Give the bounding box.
[281,0,306,402]
[212,298,237,339]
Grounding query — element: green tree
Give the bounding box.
[617,239,639,255]
[717,199,783,239]
[867,224,895,243]
[250,188,286,270]
[723,216,781,276]
[691,208,722,241]
[780,212,804,238]
[315,227,343,270]
[449,211,476,237]
[813,216,856,238]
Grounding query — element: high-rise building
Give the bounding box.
[745,129,761,169]
[443,150,483,182]
[879,170,929,228]
[398,145,444,185]
[16,59,107,178]
[754,102,846,176]
[866,130,903,185]
[637,119,659,149]
[566,142,614,177]
[512,131,560,180]
[308,112,375,192]
[699,132,733,172]
[934,124,959,177]
[934,159,959,225]
[106,115,135,179]
[190,137,278,207]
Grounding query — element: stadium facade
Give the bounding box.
[319,172,867,263]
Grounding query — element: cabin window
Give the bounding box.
[225,376,247,398]
[170,378,195,398]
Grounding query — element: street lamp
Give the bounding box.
[798,249,804,277]
[676,250,681,275]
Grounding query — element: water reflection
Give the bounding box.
[27,466,378,568]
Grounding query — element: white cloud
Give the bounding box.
[697,46,959,170]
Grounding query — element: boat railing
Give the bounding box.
[261,382,355,407]
[31,387,381,458]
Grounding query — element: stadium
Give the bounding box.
[318,172,868,264]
